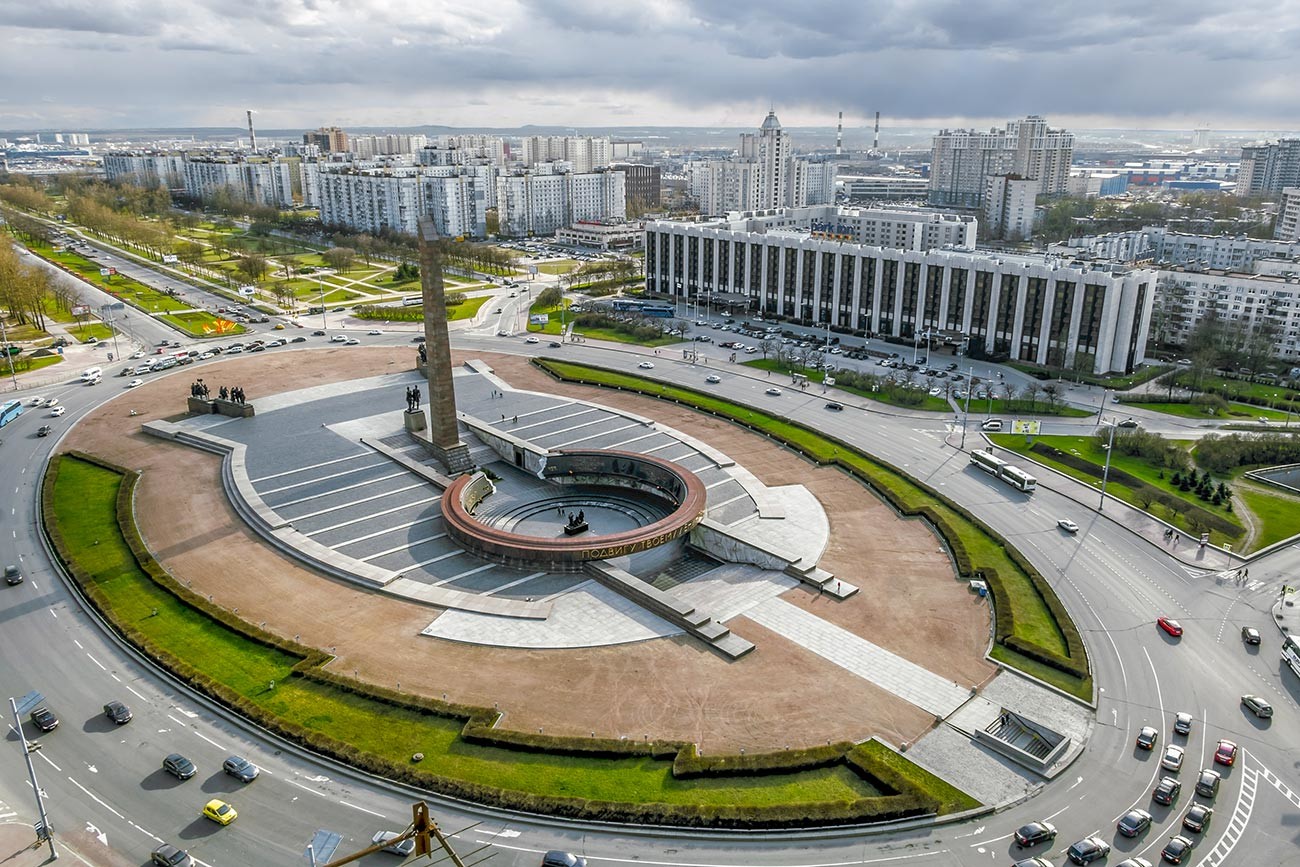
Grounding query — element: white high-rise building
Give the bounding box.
[1237,139,1300,196]
[495,169,625,236]
[311,164,488,237]
[1274,187,1300,243]
[984,175,1038,241]
[103,152,187,187]
[688,113,836,214]
[182,157,294,207]
[929,115,1073,209]
[520,136,612,172]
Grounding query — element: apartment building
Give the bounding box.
[929,115,1073,208]
[182,156,294,207]
[496,169,625,236]
[984,175,1038,241]
[102,152,187,187]
[1236,139,1300,196]
[310,164,488,237]
[1276,187,1300,243]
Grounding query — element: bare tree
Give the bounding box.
[235,253,269,284]
[323,247,357,272]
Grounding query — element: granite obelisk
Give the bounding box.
[416,217,474,474]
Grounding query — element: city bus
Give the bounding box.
[0,399,23,428]
[1284,635,1300,680]
[970,449,1037,493]
[640,303,675,318]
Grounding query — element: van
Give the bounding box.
[981,419,1004,432]
[80,366,103,382]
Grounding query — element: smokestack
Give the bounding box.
[873,111,880,151]
[246,109,258,154]
[836,111,843,156]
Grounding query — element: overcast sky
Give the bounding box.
[2,0,1299,132]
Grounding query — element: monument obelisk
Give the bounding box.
[416,217,474,474]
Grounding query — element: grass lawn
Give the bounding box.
[448,295,490,321]
[1007,361,1172,390]
[976,397,1094,419]
[70,322,114,342]
[39,296,78,324]
[6,354,64,375]
[1124,401,1294,422]
[2,319,49,341]
[743,358,954,413]
[1170,371,1300,412]
[321,289,362,304]
[537,259,578,275]
[988,433,1247,548]
[538,360,1090,700]
[44,454,963,821]
[1233,482,1300,550]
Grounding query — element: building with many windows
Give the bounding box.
[303,126,349,153]
[1236,139,1300,196]
[1276,188,1300,243]
[928,115,1073,209]
[686,112,838,214]
[840,174,930,201]
[1061,227,1300,270]
[181,156,294,207]
[1157,261,1300,361]
[983,175,1038,241]
[520,136,613,173]
[611,163,661,211]
[305,163,488,237]
[102,152,187,187]
[644,209,1155,374]
[496,169,625,237]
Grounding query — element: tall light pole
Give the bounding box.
[1098,418,1118,510]
[0,313,19,391]
[1096,388,1110,427]
[317,276,327,333]
[960,364,974,450]
[9,694,58,860]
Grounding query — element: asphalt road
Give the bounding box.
[2,295,1298,866]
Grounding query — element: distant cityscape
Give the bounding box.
[3,112,1300,369]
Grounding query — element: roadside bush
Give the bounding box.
[1195,432,1300,474]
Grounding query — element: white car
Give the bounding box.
[29,396,45,406]
[1161,744,1185,772]
[637,361,655,369]
[525,336,540,344]
[43,398,59,408]
[705,375,722,384]
[50,406,67,417]
[497,330,510,337]
[367,329,383,336]
[1057,519,1080,534]
[130,350,146,359]
[330,334,348,343]
[765,387,783,396]
[127,379,143,388]
[345,338,360,345]
[198,352,214,360]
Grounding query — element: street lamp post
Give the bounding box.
[1098,418,1118,510]
[317,277,327,333]
[1097,388,1109,427]
[0,313,19,391]
[960,365,974,450]
[9,696,58,860]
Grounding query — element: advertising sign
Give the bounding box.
[162,254,179,264]
[529,314,550,325]
[99,268,111,277]
[238,285,257,297]
[71,305,90,316]
[1011,420,1042,435]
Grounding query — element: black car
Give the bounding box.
[103,700,133,725]
[1182,803,1213,833]
[222,755,260,782]
[30,705,59,732]
[1195,768,1221,798]
[162,753,197,780]
[1117,808,1152,837]
[1067,835,1111,864]
[1118,418,1139,428]
[1153,776,1182,805]
[1161,835,1194,864]
[291,336,307,343]
[549,341,563,348]
[541,852,586,867]
[150,843,193,866]
[1014,821,1058,847]
[824,402,844,411]
[37,425,52,437]
[412,335,426,343]
[3,564,21,585]
[313,330,326,336]
[1241,626,1261,645]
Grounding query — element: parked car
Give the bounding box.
[222,755,260,782]
[1114,859,1154,867]
[102,700,132,725]
[162,753,197,780]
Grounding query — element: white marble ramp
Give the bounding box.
[744,598,971,717]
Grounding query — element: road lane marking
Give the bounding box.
[288,779,330,798]
[338,800,387,818]
[476,841,944,867]
[66,776,125,819]
[36,752,63,772]
[193,730,223,748]
[1197,759,1257,867]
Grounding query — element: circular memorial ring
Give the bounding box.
[442,450,708,572]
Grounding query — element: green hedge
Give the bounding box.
[42,452,972,828]
[533,359,1091,693]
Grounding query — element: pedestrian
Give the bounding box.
[512,415,517,423]
[1244,568,1249,580]
[1174,533,1180,543]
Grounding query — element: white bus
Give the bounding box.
[970,449,1037,493]
[970,449,1007,475]
[1284,635,1300,680]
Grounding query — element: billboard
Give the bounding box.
[162,254,178,264]
[529,314,550,325]
[238,285,257,297]
[1011,420,1042,435]
[71,305,90,316]
[99,268,111,277]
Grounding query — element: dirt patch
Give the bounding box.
[62,347,992,752]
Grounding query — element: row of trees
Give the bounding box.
[1195,432,1300,474]
[559,258,640,293]
[0,235,55,334]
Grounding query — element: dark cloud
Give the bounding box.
[0,0,1297,130]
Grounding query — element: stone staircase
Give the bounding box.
[584,561,754,659]
[973,707,1069,772]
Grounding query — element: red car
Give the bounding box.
[1214,739,1237,767]
[1157,617,1184,637]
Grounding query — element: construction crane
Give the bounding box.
[309,802,494,867]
